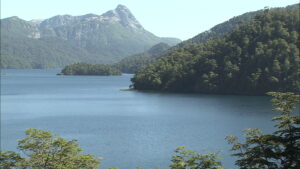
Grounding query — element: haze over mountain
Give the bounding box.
[0,5,181,69]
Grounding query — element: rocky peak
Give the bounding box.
[5,16,22,21]
[115,4,131,14]
[101,10,118,18]
[29,19,44,25]
[101,4,143,29]
[39,15,78,28]
[27,5,143,30]
[115,4,142,29]
[81,13,99,19]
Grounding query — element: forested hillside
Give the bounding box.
[177,4,299,48]
[113,43,170,73]
[176,11,259,48]
[132,5,300,95]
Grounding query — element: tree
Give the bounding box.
[0,151,24,168]
[0,128,100,169]
[169,146,224,169]
[227,92,300,169]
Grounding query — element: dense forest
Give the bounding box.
[131,5,300,95]
[58,62,121,76]
[1,92,299,169]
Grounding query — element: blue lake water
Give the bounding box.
[1,69,276,169]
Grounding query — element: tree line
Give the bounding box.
[58,62,122,76]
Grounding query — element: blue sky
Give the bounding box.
[1,0,298,40]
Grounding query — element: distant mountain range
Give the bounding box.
[0,5,181,69]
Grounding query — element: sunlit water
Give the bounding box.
[1,69,275,169]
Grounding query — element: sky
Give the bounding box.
[1,0,299,40]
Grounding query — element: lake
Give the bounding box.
[1,69,275,169]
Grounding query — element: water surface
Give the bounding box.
[1,69,275,169]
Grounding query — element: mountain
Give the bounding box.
[0,5,181,69]
[113,42,170,73]
[131,4,300,95]
[117,4,299,75]
[112,6,271,73]
[0,16,94,68]
[176,12,259,48]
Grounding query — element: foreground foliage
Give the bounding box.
[59,62,122,76]
[169,146,224,169]
[227,92,300,169]
[132,5,300,95]
[0,128,100,169]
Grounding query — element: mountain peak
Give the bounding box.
[115,4,142,29]
[6,16,21,21]
[114,4,133,17]
[116,4,129,10]
[101,5,143,30]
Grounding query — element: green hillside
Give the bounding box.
[132,5,300,95]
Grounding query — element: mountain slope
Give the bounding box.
[132,4,300,95]
[0,17,95,68]
[113,42,170,73]
[0,5,181,69]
